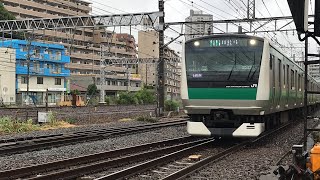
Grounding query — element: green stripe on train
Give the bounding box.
[188,88,257,100]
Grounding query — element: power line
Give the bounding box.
[261,0,272,17]
[198,0,239,19]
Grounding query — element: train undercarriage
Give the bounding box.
[187,108,306,138]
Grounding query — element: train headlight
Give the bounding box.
[194,41,200,47]
[249,39,256,45]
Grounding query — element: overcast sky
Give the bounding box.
[83,0,318,58]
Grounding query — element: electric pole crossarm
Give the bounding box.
[104,58,181,65]
[0,12,163,32]
[253,19,272,32]
[166,15,315,26]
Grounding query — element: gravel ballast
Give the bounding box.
[186,118,320,180]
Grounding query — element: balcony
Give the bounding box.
[16,66,70,77]
[16,51,70,64]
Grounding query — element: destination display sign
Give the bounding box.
[209,39,248,47]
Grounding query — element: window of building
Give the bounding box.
[37,77,43,84]
[21,76,27,84]
[55,78,61,85]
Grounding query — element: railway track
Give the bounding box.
[0,119,186,156]
[0,136,205,180]
[95,122,292,180]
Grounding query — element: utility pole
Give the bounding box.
[157,0,165,117]
[26,37,32,106]
[99,44,106,104]
[247,0,255,32]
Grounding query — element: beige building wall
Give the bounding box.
[0,48,16,105]
[138,30,181,100]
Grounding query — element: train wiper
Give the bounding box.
[227,54,236,80]
[247,52,256,80]
[249,67,258,80]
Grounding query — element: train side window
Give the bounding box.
[298,74,301,91]
[295,70,298,91]
[287,65,289,90]
[291,70,295,90]
[270,54,274,69]
[278,60,281,87]
[283,65,286,87]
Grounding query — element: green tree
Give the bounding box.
[87,84,98,96]
[0,3,15,20]
[0,3,23,39]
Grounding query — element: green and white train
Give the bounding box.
[181,34,320,137]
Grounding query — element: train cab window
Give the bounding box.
[290,70,295,90]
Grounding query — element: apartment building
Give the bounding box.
[138,30,181,100]
[185,10,213,41]
[1,0,141,94]
[0,40,70,105]
[0,47,16,105]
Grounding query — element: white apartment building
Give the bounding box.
[185,10,213,41]
[0,47,16,105]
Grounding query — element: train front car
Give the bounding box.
[182,34,269,138]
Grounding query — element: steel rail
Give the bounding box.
[0,120,186,155]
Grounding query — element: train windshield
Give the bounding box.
[185,37,264,87]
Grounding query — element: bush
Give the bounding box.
[136,116,157,123]
[0,117,39,134]
[164,100,180,111]
[135,88,156,104]
[105,96,117,105]
[47,111,59,126]
[65,117,77,124]
[87,97,99,106]
[105,96,111,105]
[117,91,138,105]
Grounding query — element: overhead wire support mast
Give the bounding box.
[247,0,255,32]
[0,12,163,32]
[157,0,165,117]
